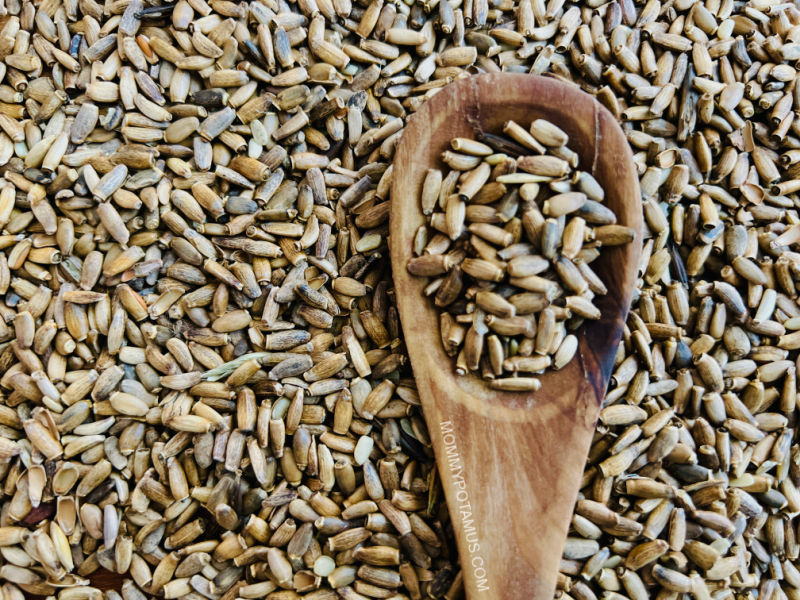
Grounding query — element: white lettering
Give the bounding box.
[439,421,490,592]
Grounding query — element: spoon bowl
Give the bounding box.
[390,73,642,598]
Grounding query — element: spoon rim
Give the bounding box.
[390,73,643,421]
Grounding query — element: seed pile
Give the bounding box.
[0,0,799,598]
[555,2,800,600]
[406,122,635,389]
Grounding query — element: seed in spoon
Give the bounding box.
[407,120,634,382]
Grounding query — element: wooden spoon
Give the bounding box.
[389,73,642,599]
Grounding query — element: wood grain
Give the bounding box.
[389,73,642,599]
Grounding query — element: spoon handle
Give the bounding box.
[422,361,603,599]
